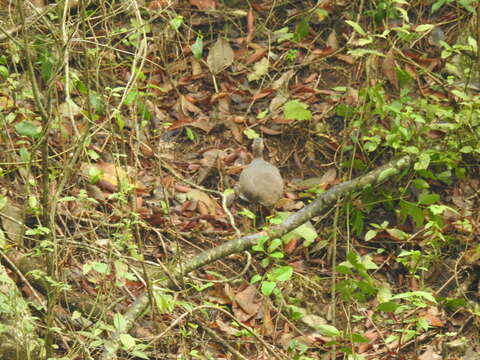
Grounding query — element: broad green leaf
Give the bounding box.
[351,333,369,343]
[191,34,204,59]
[244,128,259,139]
[414,153,430,170]
[364,230,377,241]
[261,281,276,296]
[119,333,135,349]
[113,313,127,332]
[250,274,261,284]
[377,301,400,312]
[14,121,42,138]
[92,261,109,274]
[284,100,312,121]
[316,324,340,337]
[170,16,184,30]
[271,265,293,282]
[267,238,282,253]
[418,192,439,205]
[0,65,8,78]
[292,221,318,246]
[293,17,309,41]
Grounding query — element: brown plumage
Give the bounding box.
[238,138,284,206]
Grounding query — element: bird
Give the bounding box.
[237,138,284,207]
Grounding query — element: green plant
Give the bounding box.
[284,49,299,62]
[336,251,378,302]
[431,0,477,13]
[191,33,204,59]
[284,100,312,121]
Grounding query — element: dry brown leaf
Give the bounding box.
[326,30,339,50]
[207,38,234,74]
[269,92,289,113]
[259,126,281,135]
[180,95,203,115]
[234,285,261,317]
[190,116,216,133]
[382,49,398,90]
[272,69,295,91]
[189,0,216,10]
[0,198,23,244]
[418,345,442,360]
[216,318,240,336]
[336,53,355,65]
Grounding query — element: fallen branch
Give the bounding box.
[100,155,412,360]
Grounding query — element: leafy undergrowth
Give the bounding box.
[0,0,479,359]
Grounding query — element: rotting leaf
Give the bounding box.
[248,57,269,82]
[207,38,234,74]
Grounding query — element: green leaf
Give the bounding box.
[415,24,434,32]
[418,192,439,205]
[431,0,447,13]
[284,100,312,121]
[267,238,282,253]
[92,261,109,274]
[261,281,276,296]
[293,17,309,41]
[345,20,366,36]
[377,301,400,312]
[113,313,127,332]
[270,265,293,282]
[351,333,369,343]
[119,333,135,349]
[248,57,269,81]
[243,128,259,139]
[292,222,318,246]
[335,265,353,275]
[0,65,8,78]
[250,274,261,284]
[0,195,7,211]
[348,49,385,58]
[460,145,473,153]
[170,16,184,30]
[399,200,424,227]
[269,251,284,259]
[316,324,340,337]
[191,34,204,59]
[364,229,377,241]
[88,91,104,113]
[185,127,195,141]
[414,153,430,171]
[131,350,149,359]
[14,121,42,138]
